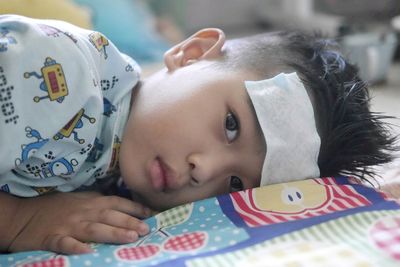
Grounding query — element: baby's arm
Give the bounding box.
[0,191,151,254]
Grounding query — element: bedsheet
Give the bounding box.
[1,176,400,267]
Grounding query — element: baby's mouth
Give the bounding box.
[149,156,175,192]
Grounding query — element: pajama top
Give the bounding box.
[0,15,140,196]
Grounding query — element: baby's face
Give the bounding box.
[119,62,265,210]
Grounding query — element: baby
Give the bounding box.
[0,15,397,254]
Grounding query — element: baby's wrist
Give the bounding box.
[0,193,26,251]
[2,195,38,252]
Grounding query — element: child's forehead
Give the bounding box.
[170,65,253,93]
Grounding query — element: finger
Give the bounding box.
[94,209,149,236]
[96,196,152,218]
[42,234,93,255]
[82,222,141,244]
[75,191,103,199]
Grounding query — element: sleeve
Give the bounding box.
[0,15,104,196]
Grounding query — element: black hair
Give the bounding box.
[220,31,399,183]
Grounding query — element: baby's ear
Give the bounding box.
[164,28,225,71]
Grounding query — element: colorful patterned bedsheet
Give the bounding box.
[1,176,400,267]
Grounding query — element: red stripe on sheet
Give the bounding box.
[231,192,277,225]
[230,177,371,228]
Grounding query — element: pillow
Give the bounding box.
[0,0,92,29]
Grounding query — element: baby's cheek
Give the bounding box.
[381,183,400,199]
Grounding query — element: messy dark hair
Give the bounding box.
[219,30,398,183]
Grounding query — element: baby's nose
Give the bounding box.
[187,152,231,186]
[188,163,202,186]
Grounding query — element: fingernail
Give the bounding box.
[81,245,94,254]
[139,223,149,235]
[127,231,138,241]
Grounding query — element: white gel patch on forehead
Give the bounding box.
[245,72,320,185]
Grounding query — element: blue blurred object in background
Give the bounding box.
[74,0,170,64]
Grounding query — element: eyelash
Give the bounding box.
[230,176,243,192]
[225,112,240,143]
[225,112,242,192]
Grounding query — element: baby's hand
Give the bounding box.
[9,192,152,254]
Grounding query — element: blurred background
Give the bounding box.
[1,0,399,69]
[1,0,400,178]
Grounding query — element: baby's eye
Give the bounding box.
[225,112,239,142]
[230,176,243,192]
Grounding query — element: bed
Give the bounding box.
[1,176,399,267]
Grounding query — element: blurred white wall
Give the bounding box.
[179,0,259,32]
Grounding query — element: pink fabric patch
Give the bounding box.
[369,215,400,261]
